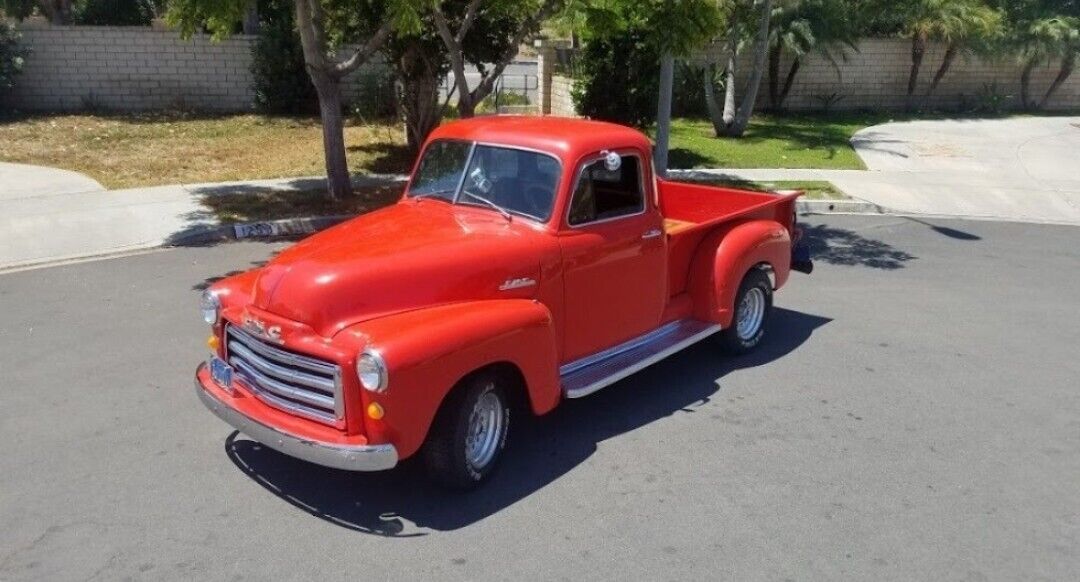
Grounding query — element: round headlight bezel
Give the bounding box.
[200,290,221,325]
[357,349,388,393]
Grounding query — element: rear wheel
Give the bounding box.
[718,268,773,354]
[423,371,510,490]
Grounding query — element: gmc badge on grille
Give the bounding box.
[242,315,283,343]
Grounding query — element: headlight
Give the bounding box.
[357,350,388,392]
[200,290,221,325]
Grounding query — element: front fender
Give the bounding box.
[336,300,560,459]
[688,220,791,327]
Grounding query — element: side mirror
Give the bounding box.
[602,151,621,171]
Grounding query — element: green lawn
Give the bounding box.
[679,178,848,200]
[665,113,896,170]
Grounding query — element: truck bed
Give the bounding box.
[658,179,800,297]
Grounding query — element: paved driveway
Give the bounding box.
[847,116,1080,223]
[2,215,1079,580]
[697,116,1080,225]
[0,162,104,199]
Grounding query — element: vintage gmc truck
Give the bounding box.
[195,116,812,489]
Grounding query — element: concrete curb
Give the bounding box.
[168,199,893,248]
[166,214,355,247]
[797,199,890,215]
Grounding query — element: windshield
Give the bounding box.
[409,140,561,221]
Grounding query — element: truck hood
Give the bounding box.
[248,201,549,337]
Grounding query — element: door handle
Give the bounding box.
[641,228,663,240]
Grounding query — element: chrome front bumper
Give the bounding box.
[195,365,398,472]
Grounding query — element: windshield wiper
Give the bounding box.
[460,190,512,221]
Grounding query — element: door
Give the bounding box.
[558,151,667,363]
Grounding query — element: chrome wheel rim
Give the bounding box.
[465,389,504,470]
[736,287,766,340]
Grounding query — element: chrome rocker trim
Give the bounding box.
[560,319,722,399]
[195,364,398,472]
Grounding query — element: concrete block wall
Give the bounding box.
[2,22,391,113]
[537,37,1080,115]
[691,38,1080,111]
[550,74,578,117]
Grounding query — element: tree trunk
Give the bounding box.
[395,54,443,152]
[703,64,726,136]
[40,0,72,24]
[292,0,391,199]
[768,45,781,110]
[926,42,958,97]
[907,32,926,108]
[310,72,351,200]
[655,53,675,176]
[1020,56,1038,110]
[1039,53,1075,110]
[778,57,800,109]
[715,25,739,133]
[721,0,772,137]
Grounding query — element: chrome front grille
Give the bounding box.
[225,324,343,427]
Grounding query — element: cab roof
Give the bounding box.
[426,116,654,163]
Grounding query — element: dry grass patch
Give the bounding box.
[0,113,410,189]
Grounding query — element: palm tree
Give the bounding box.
[1016,16,1080,109]
[767,0,859,110]
[704,0,774,138]
[902,0,1003,105]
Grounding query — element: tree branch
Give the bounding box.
[469,0,563,103]
[456,0,485,45]
[432,5,473,110]
[294,0,331,73]
[332,19,394,78]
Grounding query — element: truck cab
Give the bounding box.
[195,116,811,489]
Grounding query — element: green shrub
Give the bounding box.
[672,61,708,118]
[348,70,396,120]
[570,27,660,128]
[1,20,26,95]
[476,90,530,114]
[251,1,317,114]
[73,0,156,26]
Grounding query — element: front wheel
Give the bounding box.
[718,268,773,354]
[423,371,510,490]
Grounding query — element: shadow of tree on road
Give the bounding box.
[221,307,830,536]
[802,223,917,270]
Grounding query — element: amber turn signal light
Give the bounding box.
[367,403,385,420]
[207,334,220,352]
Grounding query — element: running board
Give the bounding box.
[560,320,721,399]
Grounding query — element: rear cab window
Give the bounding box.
[568,153,645,226]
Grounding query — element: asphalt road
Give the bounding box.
[2,215,1079,581]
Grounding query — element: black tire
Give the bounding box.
[423,371,510,490]
[717,268,773,355]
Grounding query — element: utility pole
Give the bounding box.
[654,53,675,177]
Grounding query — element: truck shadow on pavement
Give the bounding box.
[802,223,917,269]
[223,307,831,536]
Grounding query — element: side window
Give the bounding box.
[568,154,644,226]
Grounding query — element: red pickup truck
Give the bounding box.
[195,116,811,489]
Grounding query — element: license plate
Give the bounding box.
[209,356,233,391]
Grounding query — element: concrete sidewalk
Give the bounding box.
[676,116,1080,225]
[0,174,401,271]
[0,162,105,199]
[3,115,1077,270]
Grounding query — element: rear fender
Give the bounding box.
[688,220,791,327]
[337,300,559,459]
